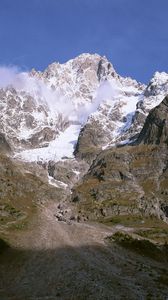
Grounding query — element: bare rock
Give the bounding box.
[136,95,168,145]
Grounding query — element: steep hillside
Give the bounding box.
[71,96,168,223]
[75,72,168,162]
[136,95,168,145]
[0,154,67,232]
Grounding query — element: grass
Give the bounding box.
[136,227,168,244]
[107,231,168,262]
[99,214,163,227]
[12,221,28,230]
[101,215,168,244]
[0,198,36,228]
[0,154,42,232]
[0,203,22,216]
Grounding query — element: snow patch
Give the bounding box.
[15,125,81,162]
[48,175,68,189]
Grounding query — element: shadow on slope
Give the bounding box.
[0,240,168,300]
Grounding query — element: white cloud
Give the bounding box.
[0,65,20,88]
[0,65,119,125]
[77,79,119,123]
[0,65,75,119]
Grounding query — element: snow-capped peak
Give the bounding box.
[152,71,168,84]
[144,71,168,97]
[0,53,167,163]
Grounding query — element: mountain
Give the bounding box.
[0,52,168,218]
[75,71,168,162]
[1,54,167,165]
[0,54,168,300]
[71,96,168,223]
[136,95,168,145]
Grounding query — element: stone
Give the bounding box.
[135,95,168,145]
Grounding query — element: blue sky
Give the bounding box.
[0,0,167,83]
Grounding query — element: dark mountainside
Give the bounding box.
[72,96,168,223]
[0,54,168,299]
[136,95,168,145]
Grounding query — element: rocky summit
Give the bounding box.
[0,54,168,300]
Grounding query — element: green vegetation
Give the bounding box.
[0,203,22,216]
[101,215,168,244]
[0,154,40,232]
[107,231,168,262]
[136,228,168,244]
[13,222,27,230]
[99,214,167,228]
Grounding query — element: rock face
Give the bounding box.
[48,158,89,188]
[136,95,168,145]
[71,96,168,222]
[0,86,67,152]
[74,72,168,163]
[74,120,106,163]
[72,145,168,222]
[0,133,11,153]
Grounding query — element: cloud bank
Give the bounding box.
[0,66,20,88]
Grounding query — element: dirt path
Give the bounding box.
[0,202,168,300]
[12,202,117,250]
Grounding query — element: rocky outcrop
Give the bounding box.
[136,95,168,145]
[71,144,168,222]
[126,72,168,140]
[0,133,11,153]
[48,158,89,187]
[74,120,108,163]
[71,96,168,222]
[74,71,168,164]
[28,127,58,148]
[97,57,118,81]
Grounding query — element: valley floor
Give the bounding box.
[0,203,168,300]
